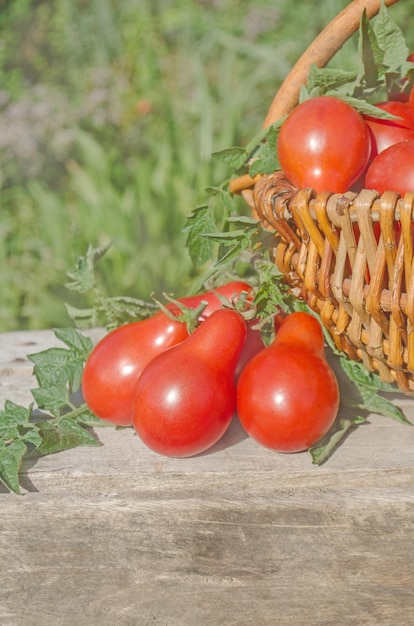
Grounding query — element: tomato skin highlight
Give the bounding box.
[277,96,371,193]
[82,313,189,427]
[131,309,247,457]
[236,312,340,453]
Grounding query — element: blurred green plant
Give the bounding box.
[1,0,414,331]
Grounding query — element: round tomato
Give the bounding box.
[365,139,414,195]
[131,309,247,457]
[364,101,414,158]
[277,96,371,193]
[372,101,413,129]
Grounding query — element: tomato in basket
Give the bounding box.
[365,139,414,195]
[277,96,371,194]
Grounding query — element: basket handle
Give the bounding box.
[263,0,401,129]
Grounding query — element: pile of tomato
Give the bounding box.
[277,85,414,196]
[82,281,340,457]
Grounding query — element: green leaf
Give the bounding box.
[249,125,280,176]
[374,0,409,72]
[205,186,237,215]
[211,146,247,169]
[183,204,216,268]
[54,327,93,354]
[307,63,358,94]
[200,229,248,244]
[31,384,71,418]
[339,356,391,393]
[310,416,367,466]
[341,95,401,119]
[74,407,112,428]
[22,428,43,449]
[35,418,101,456]
[358,9,387,88]
[0,400,32,427]
[357,390,411,425]
[0,439,28,494]
[65,242,111,293]
[65,304,98,330]
[29,328,91,393]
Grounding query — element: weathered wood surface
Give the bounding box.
[1,329,414,626]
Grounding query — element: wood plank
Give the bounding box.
[1,329,414,625]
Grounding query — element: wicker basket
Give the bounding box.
[230,0,414,394]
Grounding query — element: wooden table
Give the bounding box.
[1,329,414,626]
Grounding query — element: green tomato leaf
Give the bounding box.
[211,146,247,170]
[0,439,28,494]
[54,327,93,355]
[65,242,111,294]
[74,407,112,428]
[307,63,358,94]
[0,400,32,428]
[35,418,101,456]
[22,428,43,449]
[183,204,217,268]
[356,390,411,425]
[28,328,91,393]
[65,304,98,330]
[374,0,409,72]
[310,416,367,466]
[31,384,71,418]
[341,95,402,119]
[358,9,387,88]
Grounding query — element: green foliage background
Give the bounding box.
[1,0,414,331]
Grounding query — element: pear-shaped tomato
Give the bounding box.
[131,309,247,457]
[237,312,339,453]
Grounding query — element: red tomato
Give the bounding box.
[273,311,325,358]
[372,101,414,129]
[364,101,414,158]
[277,96,371,193]
[365,139,414,195]
[82,281,253,427]
[235,319,266,380]
[236,312,339,453]
[168,280,253,319]
[408,83,414,123]
[131,309,247,457]
[366,123,414,157]
[82,313,189,427]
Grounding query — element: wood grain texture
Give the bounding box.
[1,329,414,626]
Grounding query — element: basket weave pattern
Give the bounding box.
[243,174,414,393]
